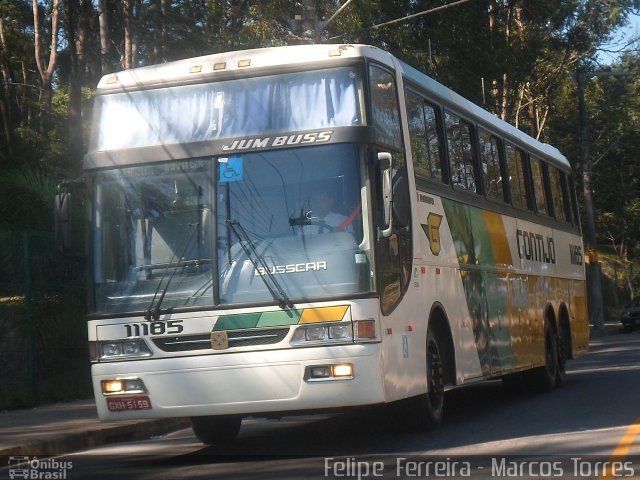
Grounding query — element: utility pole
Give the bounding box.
[300,0,318,42]
[577,69,634,335]
[296,0,355,43]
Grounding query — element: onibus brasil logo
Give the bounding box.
[7,457,72,479]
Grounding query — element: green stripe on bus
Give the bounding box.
[214,310,303,330]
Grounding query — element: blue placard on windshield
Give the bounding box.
[219,156,243,183]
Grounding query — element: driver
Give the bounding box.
[305,188,353,234]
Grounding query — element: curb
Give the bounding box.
[0,418,191,457]
[589,322,625,338]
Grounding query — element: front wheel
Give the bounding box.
[191,415,242,445]
[408,327,445,430]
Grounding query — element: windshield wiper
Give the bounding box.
[226,218,294,310]
[144,222,198,321]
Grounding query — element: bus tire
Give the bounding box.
[190,415,242,445]
[555,331,568,387]
[525,320,558,393]
[411,327,445,430]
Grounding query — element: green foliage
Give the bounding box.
[0,232,89,410]
[0,169,59,232]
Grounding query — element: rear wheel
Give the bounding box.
[555,329,568,387]
[525,320,558,393]
[190,415,242,445]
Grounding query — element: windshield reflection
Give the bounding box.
[217,144,371,305]
[93,160,213,313]
[91,144,374,314]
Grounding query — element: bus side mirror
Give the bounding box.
[378,152,393,238]
[55,192,72,251]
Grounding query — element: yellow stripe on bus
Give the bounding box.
[299,305,349,324]
[482,209,513,267]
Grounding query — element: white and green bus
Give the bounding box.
[85,44,589,443]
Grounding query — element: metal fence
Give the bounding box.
[0,231,90,409]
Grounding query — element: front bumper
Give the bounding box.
[92,343,384,420]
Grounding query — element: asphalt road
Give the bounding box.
[6,330,640,479]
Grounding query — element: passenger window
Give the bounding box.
[530,156,548,215]
[505,143,528,209]
[406,91,443,182]
[478,129,503,201]
[549,167,569,222]
[445,111,476,192]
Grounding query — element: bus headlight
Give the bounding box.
[95,339,152,361]
[305,363,354,381]
[101,377,147,395]
[305,326,327,341]
[328,324,351,339]
[290,321,353,346]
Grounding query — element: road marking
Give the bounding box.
[612,422,640,458]
[601,420,640,479]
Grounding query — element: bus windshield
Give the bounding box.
[92,144,373,314]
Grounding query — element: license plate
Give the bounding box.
[106,395,152,412]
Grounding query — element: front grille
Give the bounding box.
[153,334,211,352]
[152,327,290,352]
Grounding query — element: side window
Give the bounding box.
[445,111,476,192]
[369,65,402,149]
[478,129,503,202]
[549,166,569,222]
[505,143,528,209]
[406,91,443,182]
[530,156,548,215]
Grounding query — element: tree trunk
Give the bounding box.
[121,0,140,70]
[66,0,84,170]
[577,71,605,334]
[131,0,141,67]
[98,0,110,74]
[500,72,509,121]
[0,16,13,152]
[527,88,539,139]
[153,0,167,63]
[21,61,31,125]
[122,0,133,69]
[32,0,60,124]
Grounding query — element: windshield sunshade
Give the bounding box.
[91,67,363,152]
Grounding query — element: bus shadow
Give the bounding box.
[167,331,640,460]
